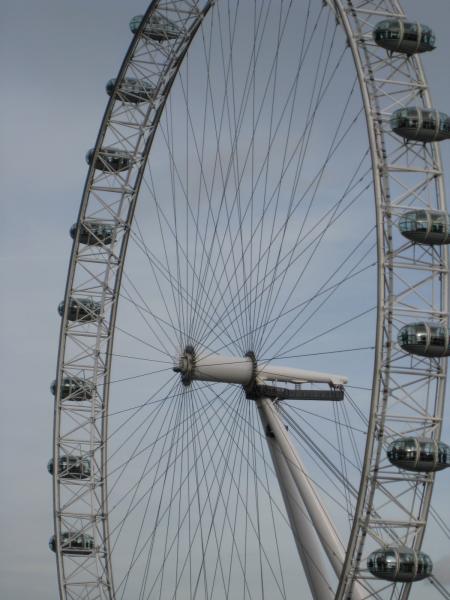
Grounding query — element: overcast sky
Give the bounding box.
[1,1,449,599]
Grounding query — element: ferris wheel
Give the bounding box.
[50,1,450,598]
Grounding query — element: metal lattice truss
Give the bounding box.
[52,1,448,599]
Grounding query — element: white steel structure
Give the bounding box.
[51,1,450,599]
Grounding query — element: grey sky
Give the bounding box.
[1,1,449,598]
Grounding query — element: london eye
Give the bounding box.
[50,2,450,598]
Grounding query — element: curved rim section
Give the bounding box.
[51,1,448,599]
[331,1,448,597]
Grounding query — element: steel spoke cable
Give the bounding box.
[193,389,247,598]
[106,375,179,460]
[286,404,367,435]
[118,380,184,600]
[142,106,248,349]
[259,224,376,360]
[268,345,375,361]
[194,43,347,350]
[334,402,354,528]
[198,385,340,547]
[105,380,222,419]
[204,29,348,352]
[162,86,186,345]
[106,383,224,484]
[194,385,292,597]
[128,219,243,353]
[253,11,338,353]
[260,230,377,360]
[147,378,187,600]
[111,389,181,594]
[191,258,375,366]
[188,386,247,599]
[191,2,329,348]
[134,201,186,341]
[255,82,364,355]
[196,386,338,594]
[189,0,279,346]
[184,1,272,349]
[122,386,248,599]
[255,399,288,599]
[111,386,240,596]
[281,407,361,507]
[194,136,372,360]
[113,324,174,358]
[224,394,254,599]
[187,2,246,348]
[118,280,186,353]
[110,353,173,364]
[107,378,182,509]
[195,179,374,360]
[102,367,176,387]
[186,126,370,355]
[187,9,219,346]
[190,2,281,350]
[107,384,239,544]
[251,0,313,352]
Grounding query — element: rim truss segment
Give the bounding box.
[53,3,216,599]
[329,1,448,598]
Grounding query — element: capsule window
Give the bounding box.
[430,326,446,347]
[415,212,428,232]
[422,555,433,576]
[420,442,435,462]
[430,213,446,233]
[401,324,426,346]
[378,20,400,40]
[403,22,418,42]
[422,110,437,131]
[440,114,450,134]
[399,551,415,574]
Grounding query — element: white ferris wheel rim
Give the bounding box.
[52,2,449,599]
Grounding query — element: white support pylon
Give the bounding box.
[258,396,365,600]
[258,405,335,600]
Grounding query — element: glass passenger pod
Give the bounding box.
[58,297,101,323]
[50,376,95,401]
[390,107,450,143]
[387,438,450,472]
[86,147,132,172]
[70,222,114,246]
[47,455,91,479]
[373,20,436,54]
[367,547,432,582]
[129,13,181,41]
[49,532,95,555]
[398,322,450,357]
[106,77,156,104]
[399,210,450,245]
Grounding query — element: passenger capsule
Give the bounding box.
[373,20,436,55]
[47,456,91,479]
[387,438,450,472]
[398,322,450,357]
[399,210,450,245]
[129,13,181,41]
[106,77,156,104]
[50,376,95,401]
[391,107,450,143]
[367,547,432,582]
[86,147,132,172]
[49,532,94,555]
[58,297,101,323]
[70,222,114,246]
